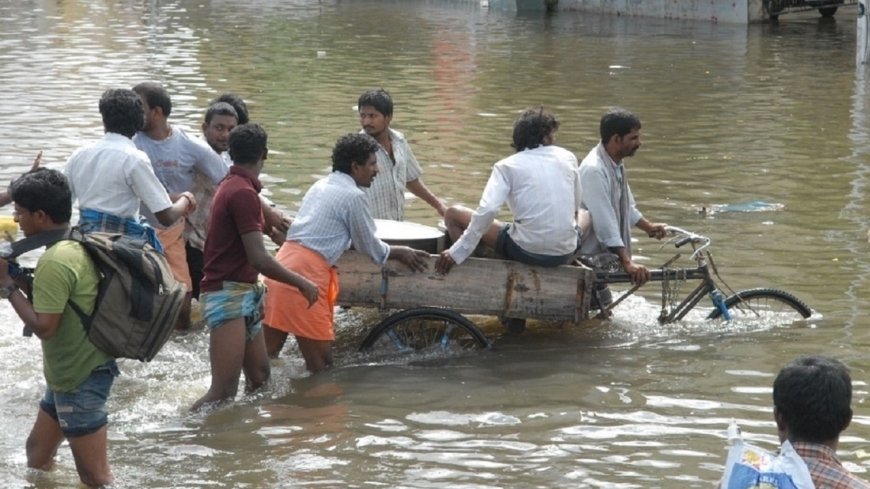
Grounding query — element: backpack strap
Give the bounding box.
[6,227,73,260]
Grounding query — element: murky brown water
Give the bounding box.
[1,1,869,487]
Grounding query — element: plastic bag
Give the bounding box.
[721,420,815,489]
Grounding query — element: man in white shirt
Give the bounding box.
[63,88,195,251]
[435,107,581,275]
[358,88,446,221]
[578,108,667,288]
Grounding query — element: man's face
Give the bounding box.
[139,97,157,132]
[351,152,379,188]
[202,114,238,153]
[615,128,641,159]
[13,204,38,237]
[359,105,391,138]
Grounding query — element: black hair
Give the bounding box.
[99,88,145,138]
[511,107,559,152]
[204,102,239,125]
[332,133,379,174]
[10,168,72,224]
[132,81,172,117]
[773,355,853,443]
[357,89,393,117]
[211,93,249,125]
[600,107,641,145]
[228,123,268,165]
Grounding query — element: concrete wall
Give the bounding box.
[502,0,767,23]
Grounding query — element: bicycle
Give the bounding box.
[346,226,811,357]
[595,226,812,323]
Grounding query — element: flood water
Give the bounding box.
[1,0,870,487]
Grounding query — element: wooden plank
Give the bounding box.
[335,251,594,322]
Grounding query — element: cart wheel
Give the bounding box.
[706,288,812,321]
[818,6,837,17]
[359,307,491,353]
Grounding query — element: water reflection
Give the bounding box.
[1,1,870,487]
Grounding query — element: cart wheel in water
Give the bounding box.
[359,307,490,353]
[706,288,812,321]
[818,6,837,17]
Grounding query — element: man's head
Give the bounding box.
[10,168,72,235]
[332,133,380,187]
[773,355,853,445]
[511,107,560,152]
[358,89,393,139]
[202,102,239,153]
[211,92,249,125]
[99,88,145,138]
[132,82,172,132]
[228,123,268,170]
[600,108,642,160]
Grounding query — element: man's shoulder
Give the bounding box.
[174,126,212,150]
[389,128,407,141]
[550,145,579,160]
[578,147,607,173]
[69,135,148,165]
[39,240,89,267]
[322,173,364,197]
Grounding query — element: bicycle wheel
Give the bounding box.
[706,288,812,321]
[359,307,491,353]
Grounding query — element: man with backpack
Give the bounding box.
[0,168,116,487]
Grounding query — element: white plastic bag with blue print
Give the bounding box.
[720,420,815,489]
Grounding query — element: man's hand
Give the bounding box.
[30,151,43,172]
[434,250,455,275]
[267,227,286,247]
[297,278,319,308]
[391,246,429,273]
[263,206,291,236]
[624,261,650,286]
[176,191,197,214]
[0,257,11,284]
[646,222,668,240]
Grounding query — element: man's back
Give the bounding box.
[793,441,870,489]
[64,133,170,219]
[290,172,388,266]
[492,144,580,256]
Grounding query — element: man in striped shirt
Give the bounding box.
[358,89,446,221]
[773,356,870,488]
[263,133,429,373]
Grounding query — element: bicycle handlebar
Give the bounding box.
[663,226,711,257]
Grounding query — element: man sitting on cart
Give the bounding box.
[578,107,668,310]
[434,106,582,275]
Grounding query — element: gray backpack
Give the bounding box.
[8,227,185,362]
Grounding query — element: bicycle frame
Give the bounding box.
[594,226,733,323]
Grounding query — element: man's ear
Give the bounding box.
[773,407,785,430]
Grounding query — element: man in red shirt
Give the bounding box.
[191,123,317,412]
